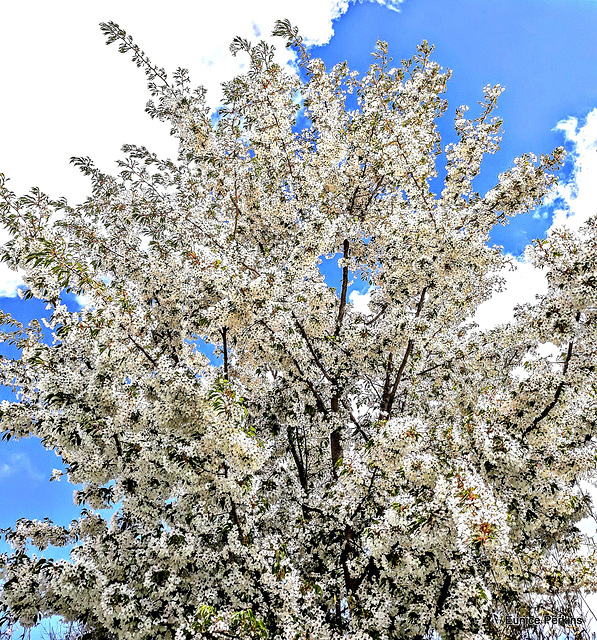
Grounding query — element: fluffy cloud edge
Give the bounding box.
[0,0,406,300]
[473,107,597,330]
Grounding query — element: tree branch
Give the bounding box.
[523,312,580,438]
[223,462,247,545]
[292,313,334,383]
[260,320,328,415]
[380,352,394,413]
[365,303,388,326]
[381,287,427,417]
[288,426,308,490]
[436,571,452,615]
[221,327,229,380]
[125,331,157,367]
[231,180,241,238]
[112,433,123,457]
[335,239,350,335]
[340,398,370,441]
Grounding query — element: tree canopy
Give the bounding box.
[1,19,596,640]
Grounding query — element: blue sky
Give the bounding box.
[1,0,597,635]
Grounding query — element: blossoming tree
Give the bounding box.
[1,19,596,640]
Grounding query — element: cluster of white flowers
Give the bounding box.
[0,18,595,640]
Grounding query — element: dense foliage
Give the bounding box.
[1,19,596,640]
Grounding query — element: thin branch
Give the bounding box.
[435,571,452,615]
[384,340,414,415]
[260,320,328,415]
[288,426,307,490]
[112,434,123,457]
[223,462,247,545]
[363,175,385,215]
[361,370,382,402]
[330,429,342,479]
[230,500,247,545]
[365,303,388,326]
[336,239,350,335]
[381,287,427,417]
[340,398,370,441]
[300,503,325,516]
[221,327,229,380]
[181,215,261,277]
[523,312,580,438]
[231,179,241,238]
[416,358,453,377]
[380,353,394,413]
[292,313,334,383]
[348,184,361,217]
[350,468,379,520]
[125,332,157,367]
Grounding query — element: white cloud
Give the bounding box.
[349,289,372,315]
[0,264,23,298]
[548,108,597,233]
[471,258,549,331]
[0,453,44,482]
[358,0,405,11]
[0,0,402,299]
